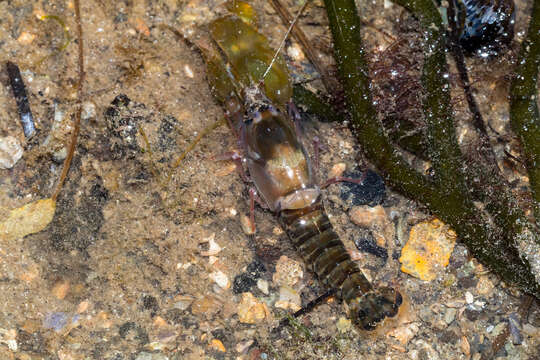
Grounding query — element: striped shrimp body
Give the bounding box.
[198,1,402,331]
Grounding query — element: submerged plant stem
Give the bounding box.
[510,0,540,215]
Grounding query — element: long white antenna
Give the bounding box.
[261,0,310,81]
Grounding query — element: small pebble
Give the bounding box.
[173,295,194,311]
[236,340,254,354]
[328,162,346,178]
[465,291,474,304]
[209,270,230,289]
[43,312,69,332]
[0,136,23,169]
[200,234,222,256]
[287,42,305,61]
[209,338,226,352]
[387,322,420,345]
[491,322,507,337]
[52,147,68,163]
[399,218,457,281]
[273,256,303,286]
[191,296,221,317]
[274,286,301,312]
[82,102,96,120]
[475,276,494,295]
[240,214,256,235]
[444,308,456,325]
[336,317,352,333]
[257,279,269,295]
[461,335,471,356]
[508,313,523,345]
[134,352,168,360]
[17,31,36,44]
[51,279,70,300]
[237,292,270,324]
[349,205,387,228]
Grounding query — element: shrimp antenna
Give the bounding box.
[261,0,310,81]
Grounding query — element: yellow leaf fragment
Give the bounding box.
[0,199,56,241]
[399,218,456,281]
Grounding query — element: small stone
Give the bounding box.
[209,338,226,352]
[350,205,386,228]
[191,296,221,317]
[173,295,194,311]
[237,292,270,324]
[444,308,456,325]
[257,279,269,295]
[0,198,56,241]
[82,102,96,120]
[134,352,168,360]
[491,322,507,337]
[336,317,352,333]
[76,300,90,313]
[273,256,303,286]
[240,214,256,235]
[0,136,23,169]
[51,279,70,300]
[399,218,457,281]
[236,340,254,354]
[461,336,471,356]
[287,42,305,62]
[274,286,301,312]
[476,276,494,295]
[387,322,420,345]
[209,270,230,289]
[43,312,69,332]
[465,291,474,304]
[200,235,222,256]
[328,163,347,178]
[52,147,68,163]
[17,31,36,44]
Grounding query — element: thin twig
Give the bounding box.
[52,0,84,201]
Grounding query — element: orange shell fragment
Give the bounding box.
[399,218,457,281]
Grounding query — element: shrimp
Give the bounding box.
[197,1,402,331]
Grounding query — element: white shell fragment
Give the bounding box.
[209,270,230,289]
[0,136,23,169]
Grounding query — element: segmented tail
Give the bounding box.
[278,199,402,330]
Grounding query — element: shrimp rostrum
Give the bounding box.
[197,1,402,331]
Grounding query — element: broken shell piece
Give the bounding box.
[399,218,456,281]
[237,292,270,324]
[273,256,303,286]
[209,270,230,289]
[387,322,420,345]
[0,136,23,169]
[274,286,301,312]
[201,235,222,256]
[240,214,256,235]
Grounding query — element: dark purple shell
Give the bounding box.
[456,0,515,54]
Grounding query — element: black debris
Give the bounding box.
[6,61,36,138]
[339,169,385,207]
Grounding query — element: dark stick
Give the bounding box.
[5,61,36,138]
[275,288,336,332]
